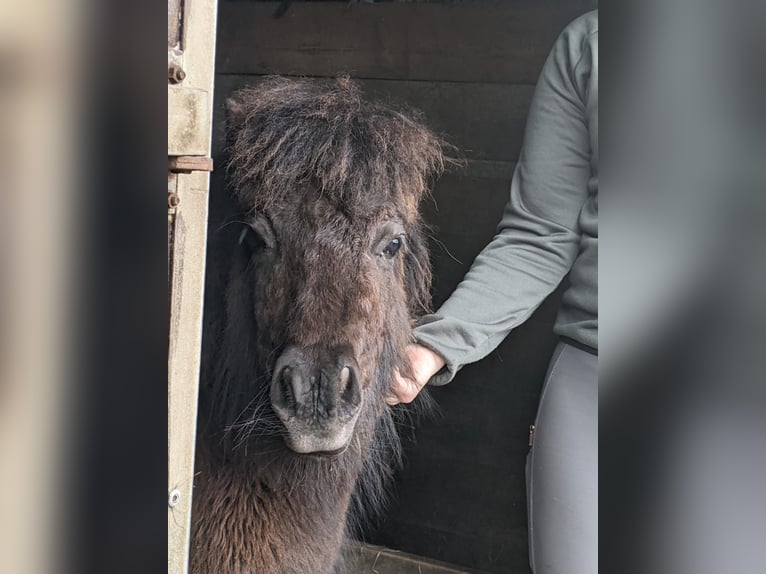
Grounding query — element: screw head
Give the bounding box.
[168,489,181,508]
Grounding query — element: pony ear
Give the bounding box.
[404,222,433,318]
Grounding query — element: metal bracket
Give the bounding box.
[168,156,214,174]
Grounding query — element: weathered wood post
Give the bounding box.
[167,0,217,572]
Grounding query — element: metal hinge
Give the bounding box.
[528,424,536,447]
[168,156,214,174]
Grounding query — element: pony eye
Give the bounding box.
[238,216,276,253]
[238,226,269,252]
[382,236,403,258]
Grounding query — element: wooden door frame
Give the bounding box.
[167,0,218,572]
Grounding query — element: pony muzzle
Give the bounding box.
[270,345,363,454]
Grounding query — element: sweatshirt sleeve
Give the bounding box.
[414,12,598,385]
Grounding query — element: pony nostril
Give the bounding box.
[271,351,362,419]
[339,366,350,392]
[340,365,361,407]
[276,367,297,411]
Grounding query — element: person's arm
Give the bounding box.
[389,13,598,403]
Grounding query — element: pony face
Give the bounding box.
[206,76,446,459]
[232,192,425,454]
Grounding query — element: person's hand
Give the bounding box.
[387,344,447,405]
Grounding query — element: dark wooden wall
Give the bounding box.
[212,2,597,572]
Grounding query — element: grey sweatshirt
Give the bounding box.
[415,11,598,386]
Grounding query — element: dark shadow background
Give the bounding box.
[208,2,597,572]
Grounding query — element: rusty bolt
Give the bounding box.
[168,192,180,209]
[168,63,186,84]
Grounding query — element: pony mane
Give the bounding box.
[225,76,450,216]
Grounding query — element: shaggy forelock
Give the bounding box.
[226,76,448,216]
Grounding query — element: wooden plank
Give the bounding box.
[168,86,211,156]
[214,75,535,162]
[361,79,533,162]
[374,521,531,574]
[168,0,218,572]
[425,173,513,236]
[453,159,515,181]
[344,542,491,574]
[168,173,210,574]
[217,2,597,83]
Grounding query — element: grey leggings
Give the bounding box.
[526,342,598,573]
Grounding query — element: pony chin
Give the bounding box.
[280,412,361,455]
